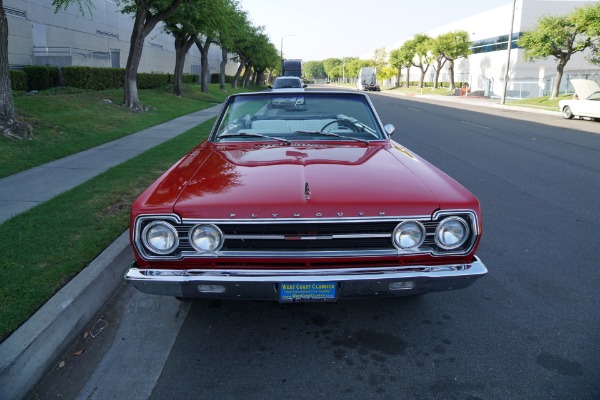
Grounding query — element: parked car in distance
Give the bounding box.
[559,79,600,120]
[269,76,307,91]
[125,91,487,302]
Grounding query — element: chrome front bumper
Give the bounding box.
[124,257,487,301]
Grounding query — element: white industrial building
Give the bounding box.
[389,0,600,98]
[5,0,238,77]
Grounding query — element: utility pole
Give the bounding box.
[501,0,517,105]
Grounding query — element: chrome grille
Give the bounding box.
[133,212,478,260]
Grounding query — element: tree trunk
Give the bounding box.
[448,60,456,91]
[0,3,32,140]
[124,9,148,111]
[433,59,445,89]
[242,64,252,87]
[396,68,401,87]
[232,58,245,88]
[219,47,228,90]
[251,69,257,86]
[124,0,182,111]
[196,36,213,93]
[405,67,410,87]
[417,64,430,89]
[173,34,196,97]
[551,58,567,99]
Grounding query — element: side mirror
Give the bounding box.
[384,124,395,137]
[303,84,307,88]
[268,85,273,89]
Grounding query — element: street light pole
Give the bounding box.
[501,0,517,105]
[280,34,295,60]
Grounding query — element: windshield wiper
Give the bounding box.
[217,132,291,145]
[334,114,378,135]
[294,130,369,145]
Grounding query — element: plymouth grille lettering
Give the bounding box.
[225,211,387,219]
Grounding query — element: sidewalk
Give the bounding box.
[0,104,222,400]
[0,103,222,224]
[378,89,562,116]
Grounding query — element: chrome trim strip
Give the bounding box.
[223,233,391,240]
[182,215,431,224]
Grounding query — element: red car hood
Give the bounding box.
[137,142,475,220]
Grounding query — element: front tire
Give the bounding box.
[562,106,574,119]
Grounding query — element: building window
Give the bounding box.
[471,32,522,54]
[97,30,119,40]
[4,6,27,19]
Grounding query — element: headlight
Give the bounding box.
[393,221,425,250]
[142,221,179,254]
[189,224,223,253]
[435,217,469,250]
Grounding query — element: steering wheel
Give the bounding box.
[320,119,359,132]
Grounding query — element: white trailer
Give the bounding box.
[356,67,380,91]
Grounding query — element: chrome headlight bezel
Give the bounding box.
[392,221,426,250]
[141,221,179,255]
[435,216,470,250]
[189,224,224,253]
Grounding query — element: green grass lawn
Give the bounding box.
[1,84,257,178]
[505,94,571,110]
[0,83,261,341]
[0,119,214,342]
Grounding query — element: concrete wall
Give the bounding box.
[5,0,238,76]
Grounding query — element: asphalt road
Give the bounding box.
[30,92,600,400]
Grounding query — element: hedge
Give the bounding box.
[210,73,235,84]
[9,70,27,91]
[61,67,125,90]
[23,66,60,91]
[14,66,202,92]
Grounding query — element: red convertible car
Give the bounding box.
[125,91,486,302]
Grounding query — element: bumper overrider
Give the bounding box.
[124,257,487,301]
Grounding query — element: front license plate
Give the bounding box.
[279,282,337,302]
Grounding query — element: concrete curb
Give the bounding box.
[493,103,562,116]
[0,231,131,400]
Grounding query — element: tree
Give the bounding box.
[410,34,433,89]
[53,0,185,110]
[345,58,371,80]
[396,40,417,87]
[164,2,203,97]
[518,4,600,99]
[118,0,185,110]
[0,1,32,139]
[322,58,342,80]
[389,46,412,87]
[432,30,471,90]
[215,1,247,90]
[191,0,233,93]
[304,61,326,80]
[371,48,387,70]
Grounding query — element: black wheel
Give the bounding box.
[320,119,359,132]
[562,106,574,119]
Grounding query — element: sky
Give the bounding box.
[237,0,588,61]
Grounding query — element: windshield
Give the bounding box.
[212,92,386,143]
[273,78,302,89]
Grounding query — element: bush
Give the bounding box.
[210,73,235,84]
[62,67,124,90]
[9,70,27,91]
[23,66,60,91]
[137,72,170,89]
